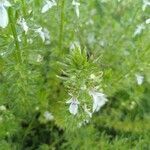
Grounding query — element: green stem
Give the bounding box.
[21,0,27,17]
[21,113,37,149]
[21,0,28,46]
[9,8,29,111]
[8,8,22,64]
[59,0,65,54]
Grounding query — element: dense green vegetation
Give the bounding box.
[0,0,150,149]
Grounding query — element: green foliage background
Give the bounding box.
[0,0,150,149]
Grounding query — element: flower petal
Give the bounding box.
[69,103,78,115]
[3,0,11,7]
[44,111,54,121]
[41,0,56,13]
[0,6,8,28]
[35,28,45,42]
[75,6,79,18]
[18,18,28,34]
[90,90,108,112]
[41,3,50,13]
[136,74,144,85]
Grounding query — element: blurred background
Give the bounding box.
[0,0,150,149]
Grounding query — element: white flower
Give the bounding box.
[69,41,80,50]
[145,18,150,24]
[90,74,96,80]
[36,54,43,62]
[133,24,145,37]
[18,18,28,34]
[80,84,87,90]
[136,74,144,85]
[78,119,89,128]
[83,104,92,118]
[89,90,108,113]
[99,40,106,47]
[87,33,95,44]
[41,0,57,13]
[43,28,51,45]
[142,0,150,11]
[66,97,80,115]
[44,111,54,121]
[17,35,22,42]
[35,27,45,42]
[0,51,7,57]
[35,27,50,44]
[0,0,11,28]
[0,105,6,111]
[72,0,80,18]
[27,38,33,44]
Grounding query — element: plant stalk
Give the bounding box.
[8,8,22,64]
[59,0,65,54]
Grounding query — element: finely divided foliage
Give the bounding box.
[0,0,150,149]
